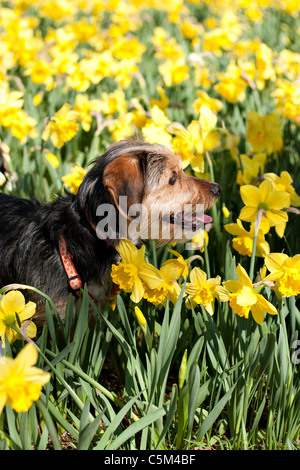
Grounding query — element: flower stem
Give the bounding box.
[249,209,264,282]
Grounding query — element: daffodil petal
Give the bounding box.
[15,343,39,371]
[131,277,144,303]
[259,179,272,201]
[139,263,163,289]
[224,219,245,236]
[215,286,230,301]
[0,393,7,415]
[256,294,277,315]
[265,253,288,273]
[18,301,36,321]
[274,222,286,238]
[205,302,214,316]
[1,291,25,315]
[223,280,242,293]
[265,209,288,226]
[24,367,51,385]
[236,287,257,306]
[239,205,258,222]
[236,264,253,287]
[25,321,37,339]
[266,190,290,210]
[116,239,138,263]
[250,303,265,325]
[190,267,207,285]
[240,185,261,207]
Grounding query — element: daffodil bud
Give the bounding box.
[134,306,147,330]
[178,349,187,390]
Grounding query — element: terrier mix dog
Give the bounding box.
[0,139,220,325]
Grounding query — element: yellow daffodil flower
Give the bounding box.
[185,267,224,315]
[236,153,266,186]
[223,264,277,324]
[264,171,300,207]
[263,253,300,297]
[162,249,189,280]
[239,179,290,237]
[0,291,37,344]
[62,163,87,194]
[0,343,50,414]
[111,239,163,304]
[42,103,79,149]
[246,111,283,155]
[150,85,170,111]
[189,230,209,252]
[192,90,223,115]
[225,219,270,257]
[143,263,182,307]
[44,152,59,169]
[214,63,248,103]
[272,79,300,124]
[158,57,189,87]
[142,106,172,146]
[171,105,219,172]
[98,89,127,117]
[73,94,102,132]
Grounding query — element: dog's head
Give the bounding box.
[76,139,221,245]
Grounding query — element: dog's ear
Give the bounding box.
[103,155,144,220]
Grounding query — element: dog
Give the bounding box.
[0,139,221,326]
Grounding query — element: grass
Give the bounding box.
[0,0,299,451]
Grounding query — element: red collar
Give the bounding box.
[59,234,83,296]
[58,233,120,306]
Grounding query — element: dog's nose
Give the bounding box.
[211,183,221,198]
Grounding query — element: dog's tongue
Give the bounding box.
[184,214,212,224]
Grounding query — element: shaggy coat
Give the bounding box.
[0,139,221,325]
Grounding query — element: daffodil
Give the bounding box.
[263,253,300,297]
[0,291,37,344]
[239,179,290,237]
[42,103,79,148]
[264,171,300,207]
[24,58,54,90]
[62,163,87,194]
[246,111,283,155]
[44,152,59,169]
[143,264,181,306]
[214,63,248,103]
[158,57,189,87]
[73,94,102,132]
[192,90,223,115]
[225,219,270,257]
[272,79,300,124]
[236,153,266,186]
[162,249,189,279]
[223,264,277,324]
[189,230,209,252]
[171,105,219,172]
[0,343,50,414]
[142,106,172,146]
[255,43,276,91]
[98,89,127,117]
[185,267,223,315]
[111,239,163,303]
[150,85,170,111]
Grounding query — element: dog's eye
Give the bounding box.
[169,171,177,185]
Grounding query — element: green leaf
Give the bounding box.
[94,393,141,450]
[106,407,167,451]
[77,400,103,450]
